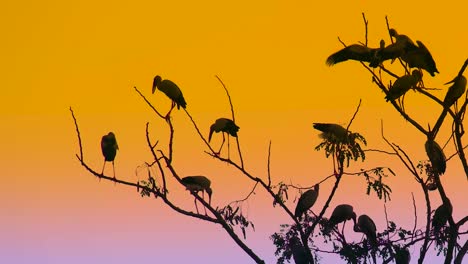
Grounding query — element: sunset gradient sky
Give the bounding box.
[2,1,468,263]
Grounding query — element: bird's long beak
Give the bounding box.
[444,76,458,85]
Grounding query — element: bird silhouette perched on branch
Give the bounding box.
[181,176,212,214]
[313,123,348,144]
[326,40,385,68]
[152,75,187,119]
[325,204,357,234]
[443,75,467,113]
[432,202,452,241]
[425,139,446,177]
[294,184,319,220]
[385,70,422,102]
[209,118,240,158]
[401,40,439,77]
[101,132,118,179]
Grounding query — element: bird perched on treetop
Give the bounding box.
[326,40,385,68]
[326,204,357,234]
[443,75,467,111]
[385,70,422,102]
[380,29,417,61]
[425,139,446,176]
[181,176,212,214]
[401,40,439,77]
[101,132,119,179]
[313,123,348,144]
[152,75,187,116]
[394,246,411,264]
[209,118,240,157]
[289,236,310,264]
[354,214,377,247]
[432,202,452,240]
[294,184,319,220]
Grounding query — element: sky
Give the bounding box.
[1,0,468,263]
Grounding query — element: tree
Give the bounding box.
[71,14,468,264]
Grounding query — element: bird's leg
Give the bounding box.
[202,191,207,215]
[100,160,105,181]
[194,197,200,214]
[341,221,346,235]
[112,161,117,186]
[165,102,176,121]
[217,133,226,155]
[400,94,406,113]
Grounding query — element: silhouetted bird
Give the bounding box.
[313,123,348,143]
[101,132,118,179]
[181,176,212,214]
[354,214,377,246]
[289,236,310,264]
[326,204,357,233]
[432,202,452,240]
[354,214,377,264]
[394,246,411,264]
[326,40,385,68]
[209,118,239,156]
[401,41,439,76]
[294,184,319,220]
[380,29,417,61]
[385,70,422,103]
[425,139,446,176]
[443,75,467,110]
[152,75,187,112]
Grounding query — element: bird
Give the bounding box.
[326,204,357,234]
[294,184,319,220]
[208,118,240,157]
[432,202,452,240]
[152,75,187,118]
[401,41,439,77]
[313,123,348,144]
[380,28,418,61]
[443,75,467,112]
[354,214,377,264]
[425,139,446,176]
[181,175,212,214]
[394,246,411,264]
[353,214,377,246]
[289,236,310,264]
[385,70,422,103]
[101,132,118,179]
[326,40,385,68]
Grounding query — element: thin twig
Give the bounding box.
[267,141,272,187]
[215,75,245,169]
[69,107,84,161]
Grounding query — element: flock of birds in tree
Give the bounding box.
[94,28,464,262]
[98,75,240,214]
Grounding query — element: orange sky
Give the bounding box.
[1,1,467,263]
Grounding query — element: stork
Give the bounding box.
[354,214,377,264]
[101,132,118,179]
[181,176,212,214]
[326,204,357,234]
[443,75,467,114]
[313,123,348,144]
[432,202,452,240]
[313,123,349,175]
[394,246,411,264]
[401,40,439,76]
[152,75,187,119]
[385,70,422,111]
[326,40,385,68]
[425,139,446,176]
[208,118,239,158]
[294,184,319,220]
[380,28,417,61]
[289,236,309,264]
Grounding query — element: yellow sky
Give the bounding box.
[1,1,468,263]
